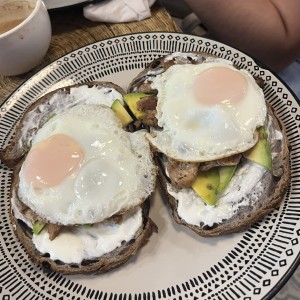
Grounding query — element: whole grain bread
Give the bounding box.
[10,200,156,274]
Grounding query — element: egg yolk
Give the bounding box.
[194,66,248,105]
[23,134,84,189]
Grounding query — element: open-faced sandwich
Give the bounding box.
[0,82,157,274]
[127,51,290,237]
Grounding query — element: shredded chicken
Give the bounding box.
[167,159,199,188]
[47,224,62,241]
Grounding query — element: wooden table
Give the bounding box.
[0,4,180,105]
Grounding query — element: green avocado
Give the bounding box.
[192,167,220,206]
[111,99,133,127]
[32,221,45,235]
[243,126,272,171]
[83,223,93,228]
[123,92,149,119]
[218,165,237,192]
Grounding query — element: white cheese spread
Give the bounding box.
[32,207,142,264]
[167,161,267,227]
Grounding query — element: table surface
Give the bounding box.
[0,4,180,104]
[0,4,298,300]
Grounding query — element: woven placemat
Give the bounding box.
[0,4,180,105]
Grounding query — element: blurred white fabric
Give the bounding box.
[83,0,156,23]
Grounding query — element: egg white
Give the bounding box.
[147,61,267,161]
[18,104,156,225]
[18,85,123,151]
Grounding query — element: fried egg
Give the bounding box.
[147,61,266,161]
[18,85,124,151]
[18,104,156,225]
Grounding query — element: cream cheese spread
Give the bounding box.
[12,200,143,264]
[167,161,267,227]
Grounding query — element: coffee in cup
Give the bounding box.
[0,0,52,76]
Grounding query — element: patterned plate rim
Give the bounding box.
[0,32,299,300]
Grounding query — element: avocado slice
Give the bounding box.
[32,221,45,235]
[217,165,237,192]
[123,92,149,119]
[83,223,93,228]
[192,167,220,206]
[111,99,133,127]
[243,126,272,171]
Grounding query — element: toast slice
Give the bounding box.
[1,81,157,273]
[127,52,290,237]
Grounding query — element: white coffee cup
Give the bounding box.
[0,0,52,76]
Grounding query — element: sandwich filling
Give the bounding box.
[167,161,268,227]
[12,197,143,264]
[161,110,283,227]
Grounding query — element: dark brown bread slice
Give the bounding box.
[156,104,290,237]
[10,200,156,274]
[0,81,125,168]
[128,51,214,94]
[128,51,264,94]
[3,81,157,274]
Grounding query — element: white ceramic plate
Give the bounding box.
[0,33,299,300]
